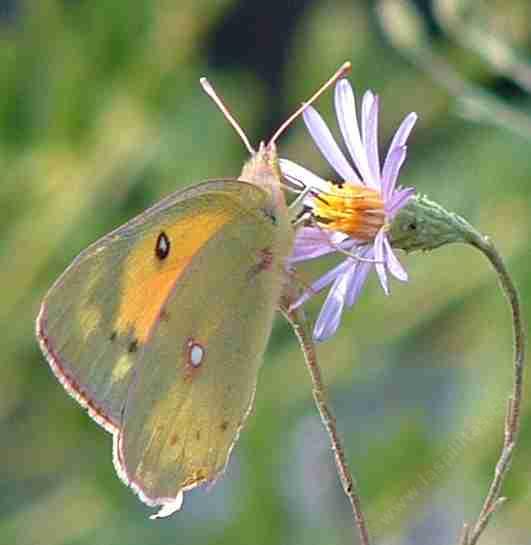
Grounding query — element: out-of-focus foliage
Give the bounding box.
[1,1,530,544]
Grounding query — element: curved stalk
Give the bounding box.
[390,194,526,544]
[464,233,525,545]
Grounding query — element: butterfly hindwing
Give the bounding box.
[115,200,285,509]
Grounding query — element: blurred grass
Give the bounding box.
[1,1,530,544]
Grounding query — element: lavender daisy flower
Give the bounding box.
[280,79,418,342]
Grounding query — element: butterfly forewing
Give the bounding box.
[36,181,274,433]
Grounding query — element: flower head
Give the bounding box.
[281,79,417,342]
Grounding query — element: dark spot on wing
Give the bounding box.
[155,231,170,260]
[128,339,138,353]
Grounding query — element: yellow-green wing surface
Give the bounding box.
[36,179,293,516]
[115,192,291,515]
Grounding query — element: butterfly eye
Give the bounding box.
[155,232,170,260]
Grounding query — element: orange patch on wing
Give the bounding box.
[114,210,231,343]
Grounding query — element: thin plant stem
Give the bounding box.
[386,192,526,543]
[459,523,470,545]
[280,295,371,545]
[463,233,526,545]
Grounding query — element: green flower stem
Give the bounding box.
[280,292,371,545]
[390,194,526,545]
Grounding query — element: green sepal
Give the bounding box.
[388,194,484,253]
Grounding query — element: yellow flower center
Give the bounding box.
[313,181,385,241]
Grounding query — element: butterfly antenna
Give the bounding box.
[268,61,352,146]
[200,77,255,155]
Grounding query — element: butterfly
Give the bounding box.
[36,63,351,518]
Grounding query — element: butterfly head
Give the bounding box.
[239,141,282,191]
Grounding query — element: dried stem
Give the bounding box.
[280,294,371,545]
[463,234,526,545]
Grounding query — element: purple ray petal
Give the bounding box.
[290,258,354,310]
[313,267,353,342]
[385,112,417,164]
[334,79,375,188]
[279,159,330,193]
[345,246,374,306]
[362,92,381,186]
[387,186,415,217]
[288,239,337,263]
[361,90,374,138]
[303,106,360,183]
[382,145,407,201]
[289,227,353,263]
[383,237,408,281]
[374,229,389,294]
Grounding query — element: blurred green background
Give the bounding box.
[1,1,530,544]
